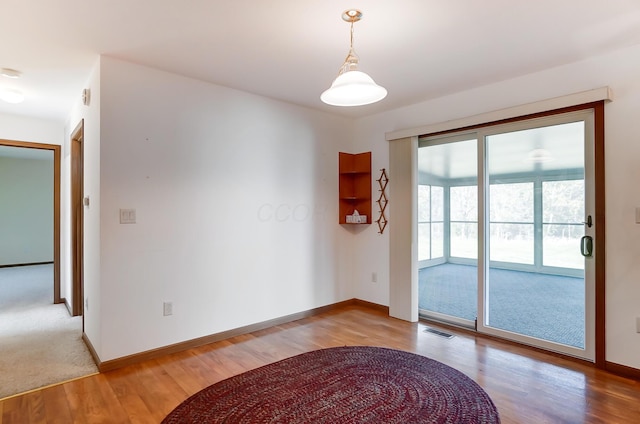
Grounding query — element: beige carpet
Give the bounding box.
[0,264,98,399]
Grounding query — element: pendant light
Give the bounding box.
[321,10,387,107]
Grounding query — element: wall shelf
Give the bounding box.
[339,151,371,224]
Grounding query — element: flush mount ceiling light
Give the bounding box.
[321,9,387,107]
[0,88,24,104]
[0,68,24,103]
[1,68,22,79]
[525,149,556,163]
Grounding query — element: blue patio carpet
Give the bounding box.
[419,263,585,348]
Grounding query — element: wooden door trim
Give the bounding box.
[593,102,605,367]
[0,139,61,303]
[71,120,84,317]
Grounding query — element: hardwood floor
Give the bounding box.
[1,303,639,423]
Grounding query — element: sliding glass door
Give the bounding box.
[418,136,478,327]
[418,110,595,360]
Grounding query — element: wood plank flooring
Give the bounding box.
[1,304,639,423]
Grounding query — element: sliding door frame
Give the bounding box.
[475,109,595,360]
[415,102,605,366]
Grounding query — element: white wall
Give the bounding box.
[95,57,354,361]
[0,113,63,145]
[0,156,53,265]
[353,43,640,370]
[65,59,101,351]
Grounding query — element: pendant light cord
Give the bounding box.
[350,19,355,51]
[339,17,359,75]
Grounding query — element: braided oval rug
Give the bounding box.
[162,346,500,423]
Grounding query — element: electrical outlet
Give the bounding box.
[372,272,378,283]
[163,302,173,316]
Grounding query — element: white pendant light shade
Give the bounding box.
[321,10,386,107]
[321,70,387,106]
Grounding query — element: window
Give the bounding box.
[450,186,477,259]
[489,182,534,264]
[418,185,444,261]
[542,179,584,269]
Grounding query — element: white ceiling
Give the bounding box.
[418,121,585,180]
[1,0,640,122]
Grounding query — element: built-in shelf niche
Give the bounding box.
[339,151,372,224]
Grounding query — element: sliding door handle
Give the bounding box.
[580,235,593,257]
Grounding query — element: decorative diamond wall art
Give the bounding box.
[376,168,388,234]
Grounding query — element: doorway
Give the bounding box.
[418,108,601,361]
[0,139,60,300]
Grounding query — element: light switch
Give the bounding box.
[636,207,640,224]
[119,208,136,224]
